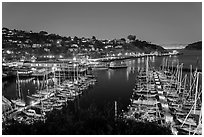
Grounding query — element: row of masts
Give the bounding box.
[123,56,202,135]
[160,57,202,135]
[3,63,96,125]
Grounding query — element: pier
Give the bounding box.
[154,71,174,124]
[88,52,180,62]
[2,74,97,124]
[123,56,202,135]
[2,55,201,135]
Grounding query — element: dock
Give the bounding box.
[123,56,202,135]
[2,75,97,124]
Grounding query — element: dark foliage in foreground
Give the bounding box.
[3,102,172,135]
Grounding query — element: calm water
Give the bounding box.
[176,49,202,70]
[2,50,202,112]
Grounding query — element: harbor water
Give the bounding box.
[2,50,202,113]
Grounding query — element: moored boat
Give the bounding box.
[11,99,26,107]
[109,62,128,69]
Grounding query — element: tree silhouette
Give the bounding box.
[92,36,96,40]
[127,35,136,41]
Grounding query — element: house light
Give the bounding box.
[52,66,56,72]
[6,50,11,54]
[30,101,35,106]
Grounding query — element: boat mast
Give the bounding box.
[167,58,169,72]
[146,56,149,82]
[53,67,56,92]
[190,65,192,97]
[77,63,79,82]
[59,67,60,86]
[17,70,21,99]
[41,72,45,123]
[171,61,174,74]
[175,64,179,85]
[146,56,149,95]
[194,72,199,114]
[73,64,75,82]
[182,74,187,100]
[114,101,117,121]
[179,63,183,93]
[46,68,48,92]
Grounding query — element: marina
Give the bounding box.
[2,2,202,135]
[2,49,202,135]
[123,56,202,135]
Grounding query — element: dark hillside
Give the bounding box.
[185,41,202,50]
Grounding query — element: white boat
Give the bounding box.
[11,99,26,107]
[132,99,158,106]
[42,107,53,113]
[177,117,197,127]
[54,106,63,110]
[23,109,43,117]
[109,62,128,69]
[31,93,45,98]
[135,92,157,98]
[67,96,75,101]
[92,64,108,70]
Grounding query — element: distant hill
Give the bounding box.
[185,41,202,50]
[2,27,167,60]
[123,40,166,53]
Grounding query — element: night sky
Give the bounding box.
[2,2,202,46]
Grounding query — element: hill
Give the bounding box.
[2,28,167,61]
[185,41,202,50]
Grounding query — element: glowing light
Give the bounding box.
[57,40,60,44]
[6,50,11,54]
[30,101,35,106]
[52,66,56,72]
[31,68,36,71]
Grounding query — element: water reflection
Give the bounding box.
[126,67,130,81]
[142,57,145,63]
[107,69,114,80]
[137,58,141,64]
[125,59,136,81]
[3,51,202,111]
[149,56,155,63]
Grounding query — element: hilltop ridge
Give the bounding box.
[184,41,202,50]
[2,28,166,61]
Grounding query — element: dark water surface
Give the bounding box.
[2,50,202,112]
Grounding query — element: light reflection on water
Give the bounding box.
[2,50,202,110]
[107,69,114,80]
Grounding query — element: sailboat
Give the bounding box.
[11,70,26,107]
[109,61,128,69]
